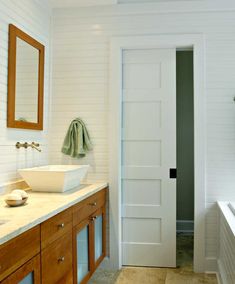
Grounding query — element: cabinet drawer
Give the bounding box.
[73,189,106,226]
[41,231,73,284]
[0,226,40,282]
[41,208,72,249]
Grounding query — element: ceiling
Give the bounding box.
[49,0,200,8]
[49,0,117,8]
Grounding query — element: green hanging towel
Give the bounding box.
[61,118,93,158]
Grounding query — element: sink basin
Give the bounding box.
[18,165,89,193]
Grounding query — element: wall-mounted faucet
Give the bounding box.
[16,142,42,152]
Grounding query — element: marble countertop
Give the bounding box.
[0,182,107,245]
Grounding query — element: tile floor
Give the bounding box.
[89,234,218,284]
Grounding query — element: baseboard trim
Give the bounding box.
[100,256,119,271]
[214,272,222,284]
[217,259,227,284]
[102,255,220,278]
[177,220,194,233]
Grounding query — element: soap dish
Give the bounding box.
[5,197,28,207]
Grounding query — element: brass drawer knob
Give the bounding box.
[58,223,65,228]
[58,256,65,262]
[89,202,97,207]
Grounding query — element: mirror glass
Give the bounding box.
[15,38,39,123]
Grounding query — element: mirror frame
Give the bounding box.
[7,24,45,130]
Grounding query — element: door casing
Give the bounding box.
[108,34,205,273]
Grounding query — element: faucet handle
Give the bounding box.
[23,142,28,148]
[15,142,28,149]
[32,142,40,147]
[16,142,21,149]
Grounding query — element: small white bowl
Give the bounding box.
[5,197,28,207]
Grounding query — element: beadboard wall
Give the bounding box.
[50,2,235,271]
[218,206,235,284]
[0,0,51,191]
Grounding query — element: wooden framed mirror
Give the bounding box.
[7,24,44,130]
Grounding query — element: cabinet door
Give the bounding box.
[73,219,93,284]
[93,206,106,268]
[1,254,40,284]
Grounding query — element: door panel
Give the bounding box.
[18,273,33,284]
[77,226,90,283]
[124,63,161,89]
[73,219,93,284]
[122,179,161,205]
[122,243,173,267]
[123,102,161,139]
[122,48,176,267]
[122,218,161,243]
[93,206,106,268]
[123,141,161,166]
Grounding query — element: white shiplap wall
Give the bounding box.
[0,0,51,191]
[218,208,235,283]
[50,2,235,270]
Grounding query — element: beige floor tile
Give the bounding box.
[89,235,217,284]
[115,267,167,284]
[165,269,217,284]
[89,267,217,284]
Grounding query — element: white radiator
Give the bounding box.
[218,203,235,284]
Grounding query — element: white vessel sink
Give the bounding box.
[18,165,89,193]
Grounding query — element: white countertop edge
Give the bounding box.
[0,182,108,245]
[217,201,235,238]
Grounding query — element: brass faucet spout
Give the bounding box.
[31,142,42,152]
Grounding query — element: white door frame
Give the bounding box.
[108,34,206,273]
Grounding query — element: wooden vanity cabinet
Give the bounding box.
[0,188,107,284]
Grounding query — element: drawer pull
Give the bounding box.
[58,223,65,228]
[58,256,65,262]
[89,202,97,207]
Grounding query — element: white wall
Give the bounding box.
[50,1,235,270]
[0,0,51,191]
[218,205,235,283]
